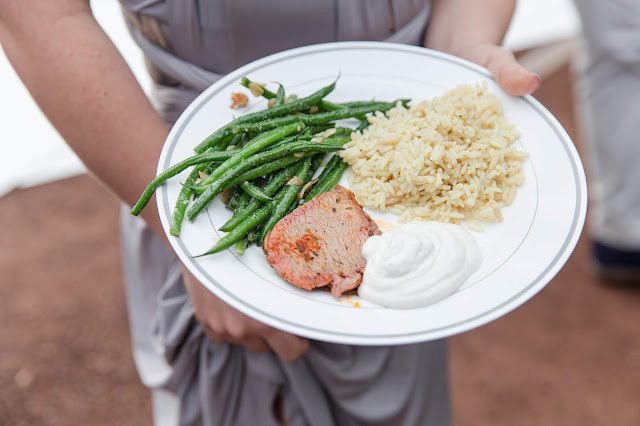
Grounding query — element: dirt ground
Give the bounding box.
[1,64,639,426]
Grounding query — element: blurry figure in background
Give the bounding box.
[573,0,640,283]
[0,0,538,425]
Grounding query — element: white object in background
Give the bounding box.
[504,0,581,51]
[0,0,150,198]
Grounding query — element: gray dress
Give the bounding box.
[118,2,450,425]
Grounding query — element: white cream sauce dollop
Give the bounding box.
[358,222,482,308]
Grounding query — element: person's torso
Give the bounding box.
[120,0,430,73]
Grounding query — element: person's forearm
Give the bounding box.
[0,1,168,239]
[425,0,516,54]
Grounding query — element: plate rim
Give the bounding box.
[157,41,588,345]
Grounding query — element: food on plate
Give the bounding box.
[358,221,481,308]
[341,83,527,230]
[133,76,521,307]
[230,92,249,109]
[131,77,405,258]
[263,185,381,297]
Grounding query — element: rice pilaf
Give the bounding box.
[340,83,527,230]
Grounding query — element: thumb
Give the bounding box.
[484,47,541,96]
[459,44,541,96]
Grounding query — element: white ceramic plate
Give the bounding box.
[157,42,587,345]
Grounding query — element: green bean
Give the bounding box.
[294,152,326,204]
[198,122,303,188]
[268,130,344,148]
[356,119,369,132]
[332,127,353,136]
[226,186,244,209]
[234,191,252,212]
[316,100,391,121]
[309,152,326,175]
[231,101,399,134]
[225,133,245,151]
[319,136,352,146]
[235,237,248,255]
[168,135,235,235]
[240,77,344,111]
[320,100,385,110]
[265,170,277,185]
[191,139,340,197]
[263,135,300,151]
[224,155,304,189]
[341,99,410,109]
[317,100,342,111]
[201,139,341,190]
[247,227,261,244]
[303,155,347,203]
[258,157,315,245]
[247,222,264,244]
[195,203,273,257]
[130,149,239,216]
[169,163,207,236]
[219,161,303,232]
[283,154,324,217]
[240,181,273,202]
[187,123,303,220]
[187,140,340,221]
[305,123,335,135]
[284,135,350,147]
[225,137,344,188]
[204,138,342,188]
[239,76,353,111]
[309,127,351,138]
[240,77,276,99]
[225,190,253,226]
[275,84,285,106]
[195,80,336,153]
[203,160,221,174]
[304,155,340,195]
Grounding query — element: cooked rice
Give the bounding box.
[340,83,527,226]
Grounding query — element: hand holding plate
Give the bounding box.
[456,43,541,96]
[182,267,310,362]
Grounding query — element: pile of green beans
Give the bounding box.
[130,77,411,257]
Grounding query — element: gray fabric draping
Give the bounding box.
[118,1,450,424]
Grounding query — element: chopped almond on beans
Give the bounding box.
[287,176,304,186]
[230,92,249,109]
[297,179,318,200]
[248,82,265,97]
[195,170,209,185]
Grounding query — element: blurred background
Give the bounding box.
[1,0,639,425]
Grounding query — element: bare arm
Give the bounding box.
[0,0,308,362]
[0,0,169,238]
[426,0,540,96]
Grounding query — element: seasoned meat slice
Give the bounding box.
[263,185,381,297]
